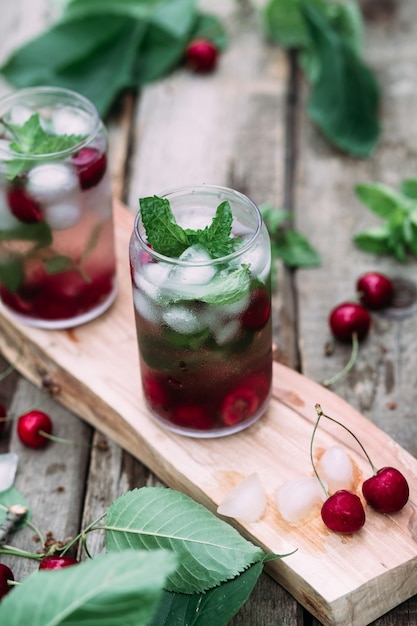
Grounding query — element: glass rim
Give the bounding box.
[133,184,264,266]
[0,86,102,160]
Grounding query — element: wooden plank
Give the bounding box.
[0,201,417,626]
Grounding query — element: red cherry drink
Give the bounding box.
[130,186,273,437]
[0,87,117,328]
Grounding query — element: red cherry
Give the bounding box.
[185,39,218,73]
[0,404,7,437]
[356,272,394,310]
[329,302,371,343]
[71,147,107,189]
[241,286,271,330]
[321,490,366,533]
[142,372,170,409]
[17,410,53,448]
[7,186,42,223]
[362,467,409,513]
[0,563,14,599]
[171,404,214,430]
[39,555,78,570]
[220,385,260,426]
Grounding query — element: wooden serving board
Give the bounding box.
[1,200,417,626]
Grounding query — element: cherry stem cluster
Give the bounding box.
[322,332,359,387]
[314,404,377,475]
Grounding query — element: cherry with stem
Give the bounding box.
[315,404,409,514]
[310,405,366,533]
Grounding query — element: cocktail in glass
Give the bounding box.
[0,87,117,328]
[129,185,272,437]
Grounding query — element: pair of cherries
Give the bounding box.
[329,271,393,344]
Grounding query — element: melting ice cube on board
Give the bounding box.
[0,452,19,492]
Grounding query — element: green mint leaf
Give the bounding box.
[186,200,241,259]
[140,196,242,260]
[355,183,413,219]
[0,255,24,292]
[401,179,417,200]
[196,265,251,305]
[301,3,380,157]
[106,487,265,594]
[4,113,86,178]
[151,562,264,626]
[0,221,52,247]
[140,195,190,257]
[0,550,177,626]
[260,202,320,271]
[44,255,74,275]
[9,114,86,155]
[272,230,321,268]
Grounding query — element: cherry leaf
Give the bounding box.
[150,561,264,626]
[0,550,177,626]
[105,487,265,594]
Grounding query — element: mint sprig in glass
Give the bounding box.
[129,185,273,437]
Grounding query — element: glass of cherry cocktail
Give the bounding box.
[0,87,117,328]
[129,185,273,437]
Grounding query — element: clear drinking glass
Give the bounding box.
[129,185,273,437]
[0,87,117,328]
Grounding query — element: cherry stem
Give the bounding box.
[322,332,359,387]
[39,430,104,450]
[309,410,329,499]
[0,344,23,382]
[315,404,377,475]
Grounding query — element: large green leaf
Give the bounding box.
[151,561,264,626]
[302,3,380,157]
[0,550,178,626]
[1,15,131,86]
[263,0,325,48]
[105,488,265,594]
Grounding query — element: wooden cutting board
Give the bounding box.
[1,200,416,626]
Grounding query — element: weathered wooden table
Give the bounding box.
[1,1,417,624]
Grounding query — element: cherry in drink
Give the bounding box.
[130,185,273,437]
[0,87,117,328]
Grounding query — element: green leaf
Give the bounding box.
[0,487,30,526]
[1,15,146,118]
[355,183,412,218]
[132,22,187,86]
[0,255,24,292]
[272,230,321,267]
[151,561,264,626]
[353,226,391,254]
[190,12,228,50]
[140,195,190,257]
[0,550,177,625]
[400,178,417,200]
[105,487,265,594]
[302,2,380,157]
[44,255,74,275]
[262,0,325,48]
[3,113,87,178]
[0,221,52,247]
